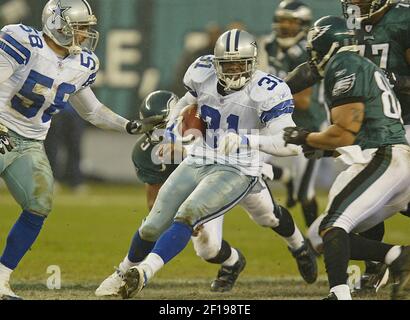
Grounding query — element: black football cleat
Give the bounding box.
[390,246,410,300]
[358,261,389,293]
[289,242,318,284]
[211,249,246,292]
[323,292,338,300]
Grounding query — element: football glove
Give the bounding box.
[0,124,14,155]
[218,132,248,156]
[283,127,311,146]
[383,70,398,89]
[126,116,166,135]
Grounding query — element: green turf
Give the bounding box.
[0,184,409,299]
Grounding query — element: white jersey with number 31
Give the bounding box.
[184,55,295,177]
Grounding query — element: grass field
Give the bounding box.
[1,183,409,300]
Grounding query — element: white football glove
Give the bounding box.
[218,132,248,156]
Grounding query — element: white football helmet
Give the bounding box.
[42,0,99,55]
[213,29,258,91]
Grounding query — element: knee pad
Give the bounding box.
[26,183,53,217]
[139,223,164,242]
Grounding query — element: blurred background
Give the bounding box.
[0,0,341,187]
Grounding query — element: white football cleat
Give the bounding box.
[95,269,125,297]
[0,276,21,300]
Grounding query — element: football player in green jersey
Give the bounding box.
[265,0,328,227]
[285,0,410,289]
[284,16,410,300]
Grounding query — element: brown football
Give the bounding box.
[179,104,206,138]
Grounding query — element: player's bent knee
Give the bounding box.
[249,211,280,228]
[307,216,324,254]
[139,223,164,242]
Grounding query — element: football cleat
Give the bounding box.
[119,266,147,299]
[323,292,338,300]
[358,262,389,293]
[289,242,318,284]
[389,246,410,300]
[0,277,21,300]
[95,268,125,297]
[211,249,246,292]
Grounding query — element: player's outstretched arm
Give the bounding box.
[69,87,137,134]
[285,62,322,94]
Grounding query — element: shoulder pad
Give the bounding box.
[183,55,215,91]
[0,24,37,65]
[249,71,292,108]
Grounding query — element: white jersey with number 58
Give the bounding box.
[0,24,99,140]
[183,55,295,177]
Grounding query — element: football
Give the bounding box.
[178,104,206,141]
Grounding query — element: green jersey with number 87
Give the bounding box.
[324,51,408,149]
[352,4,410,124]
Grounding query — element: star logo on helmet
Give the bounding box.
[52,0,71,28]
[309,25,331,42]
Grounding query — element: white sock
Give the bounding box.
[330,284,352,300]
[118,255,138,274]
[139,253,164,282]
[284,225,305,251]
[0,263,13,281]
[222,248,239,267]
[385,246,402,265]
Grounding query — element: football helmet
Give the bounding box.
[341,0,389,19]
[138,90,179,143]
[306,16,357,76]
[42,0,99,55]
[273,0,313,48]
[213,29,258,91]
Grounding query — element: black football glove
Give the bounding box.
[126,116,167,135]
[383,70,398,89]
[283,127,311,146]
[0,124,14,154]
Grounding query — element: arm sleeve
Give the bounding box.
[69,87,129,133]
[285,62,322,94]
[245,113,302,156]
[0,52,14,83]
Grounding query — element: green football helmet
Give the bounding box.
[138,90,179,142]
[306,16,357,76]
[341,0,389,19]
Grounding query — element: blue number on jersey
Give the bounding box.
[11,70,76,122]
[258,74,283,91]
[19,25,43,48]
[194,56,213,69]
[81,51,97,70]
[201,105,240,148]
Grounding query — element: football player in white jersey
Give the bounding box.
[0,0,141,300]
[95,91,318,297]
[117,29,310,299]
